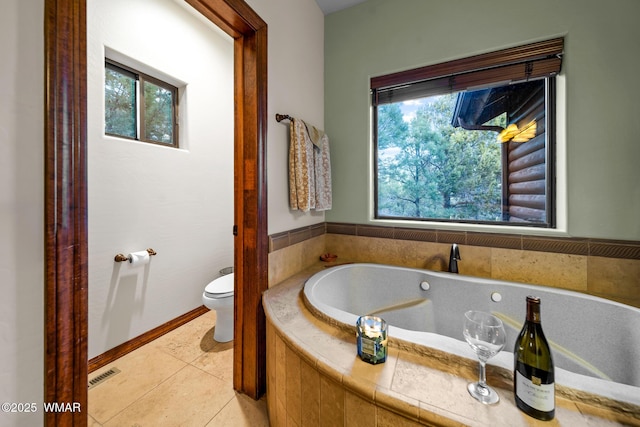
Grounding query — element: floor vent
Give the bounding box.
[88,367,121,390]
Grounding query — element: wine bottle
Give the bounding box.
[514,296,555,420]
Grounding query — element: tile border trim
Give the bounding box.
[268,222,640,260]
[269,223,326,252]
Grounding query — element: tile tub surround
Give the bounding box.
[263,265,640,427]
[267,223,640,308]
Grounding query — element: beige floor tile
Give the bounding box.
[88,415,103,426]
[89,311,269,426]
[104,365,235,427]
[88,344,188,424]
[191,340,235,384]
[205,393,269,427]
[151,309,218,363]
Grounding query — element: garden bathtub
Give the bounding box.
[303,263,640,407]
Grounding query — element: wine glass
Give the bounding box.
[463,310,506,404]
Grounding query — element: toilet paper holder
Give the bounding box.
[114,248,157,263]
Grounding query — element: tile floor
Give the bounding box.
[88,310,270,426]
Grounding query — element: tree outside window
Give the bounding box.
[377,93,504,221]
[105,60,178,147]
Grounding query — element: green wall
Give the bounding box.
[324,0,640,240]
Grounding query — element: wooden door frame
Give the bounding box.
[44,0,268,425]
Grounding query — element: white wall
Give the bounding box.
[1,0,324,424]
[87,0,235,358]
[0,1,44,425]
[244,0,327,234]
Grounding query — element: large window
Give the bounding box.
[105,59,179,147]
[372,38,563,227]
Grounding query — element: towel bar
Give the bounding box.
[276,113,293,122]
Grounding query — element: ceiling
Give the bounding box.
[315,0,367,15]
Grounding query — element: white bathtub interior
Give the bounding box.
[303,263,640,407]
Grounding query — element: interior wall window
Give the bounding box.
[371,38,563,227]
[105,59,178,147]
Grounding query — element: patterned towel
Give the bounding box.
[289,118,332,212]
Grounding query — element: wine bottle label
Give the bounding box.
[515,371,554,412]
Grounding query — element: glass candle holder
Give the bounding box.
[356,316,388,364]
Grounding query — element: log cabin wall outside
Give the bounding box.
[506,81,552,224]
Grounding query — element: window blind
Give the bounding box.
[371,38,563,106]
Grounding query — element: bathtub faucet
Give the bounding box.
[448,244,461,274]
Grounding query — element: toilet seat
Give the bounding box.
[204,274,234,299]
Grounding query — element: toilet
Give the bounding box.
[202,272,234,342]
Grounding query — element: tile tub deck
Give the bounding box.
[263,263,640,426]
